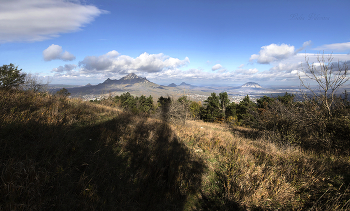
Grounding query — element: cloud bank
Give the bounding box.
[0,0,106,43]
[50,46,350,86]
[43,44,76,61]
[78,51,190,74]
[314,42,350,52]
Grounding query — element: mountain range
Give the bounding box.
[50,73,271,102]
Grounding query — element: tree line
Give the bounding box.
[92,90,349,153]
[2,53,349,153]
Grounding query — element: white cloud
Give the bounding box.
[0,0,106,43]
[250,43,295,64]
[43,44,76,61]
[295,40,312,53]
[235,68,259,75]
[238,64,245,69]
[52,64,77,73]
[61,51,76,61]
[78,51,190,74]
[51,50,350,86]
[211,64,222,71]
[313,42,350,52]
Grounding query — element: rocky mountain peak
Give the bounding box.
[122,73,139,80]
[117,73,150,84]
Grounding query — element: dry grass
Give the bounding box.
[171,120,350,210]
[1,89,349,210]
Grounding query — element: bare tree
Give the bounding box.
[299,52,349,117]
[21,73,51,92]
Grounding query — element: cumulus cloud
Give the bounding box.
[78,51,190,74]
[43,44,76,61]
[0,0,106,43]
[51,64,77,73]
[313,42,350,52]
[250,43,295,64]
[149,52,350,84]
[51,64,80,77]
[51,49,350,86]
[211,64,222,71]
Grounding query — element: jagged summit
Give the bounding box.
[101,73,150,85]
[121,73,141,80]
[241,82,262,89]
[120,73,149,84]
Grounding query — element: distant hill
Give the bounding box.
[59,73,161,97]
[179,82,191,86]
[241,82,262,89]
[168,83,177,87]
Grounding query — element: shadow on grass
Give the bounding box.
[230,126,264,140]
[0,110,209,210]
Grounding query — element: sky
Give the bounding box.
[1,0,350,87]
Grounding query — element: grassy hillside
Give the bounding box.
[1,89,350,210]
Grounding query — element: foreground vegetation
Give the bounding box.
[1,88,350,210]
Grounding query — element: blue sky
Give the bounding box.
[1,0,350,87]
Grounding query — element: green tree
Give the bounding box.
[202,92,221,122]
[236,95,257,126]
[219,92,230,119]
[119,92,137,111]
[257,96,275,109]
[0,64,26,89]
[225,102,236,118]
[138,95,154,113]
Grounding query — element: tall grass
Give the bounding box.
[172,121,350,210]
[1,89,349,210]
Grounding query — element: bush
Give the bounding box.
[253,93,350,153]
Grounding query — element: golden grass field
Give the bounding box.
[1,89,349,210]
